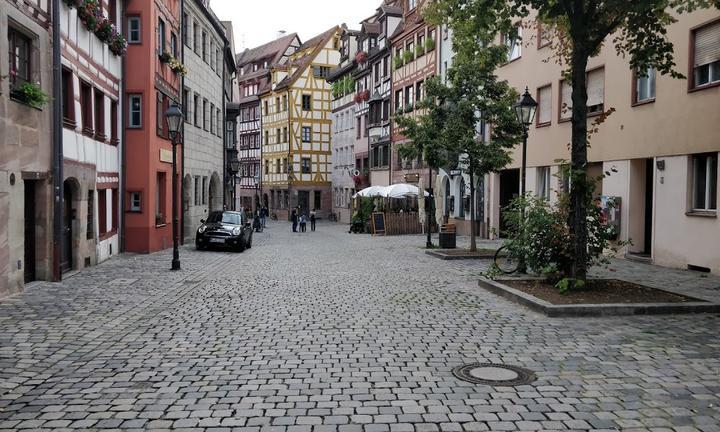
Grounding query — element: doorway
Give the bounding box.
[24,181,37,283]
[499,169,520,236]
[298,191,309,216]
[643,158,654,255]
[61,180,75,273]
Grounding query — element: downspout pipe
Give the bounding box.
[52,0,63,281]
[222,41,227,210]
[180,0,186,244]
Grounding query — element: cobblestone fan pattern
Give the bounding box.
[1,222,719,431]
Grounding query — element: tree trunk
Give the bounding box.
[469,164,477,253]
[569,48,590,281]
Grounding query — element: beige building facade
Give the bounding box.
[489,8,720,273]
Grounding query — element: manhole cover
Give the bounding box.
[452,363,536,386]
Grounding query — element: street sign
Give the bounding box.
[450,169,462,176]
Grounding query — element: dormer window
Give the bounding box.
[408,0,417,10]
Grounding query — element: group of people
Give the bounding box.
[291,207,317,233]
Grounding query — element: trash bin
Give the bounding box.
[439,224,456,249]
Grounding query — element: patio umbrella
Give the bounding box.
[385,183,429,199]
[354,185,387,198]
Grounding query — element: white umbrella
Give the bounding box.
[354,185,386,198]
[385,183,429,199]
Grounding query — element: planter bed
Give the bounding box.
[478,277,720,317]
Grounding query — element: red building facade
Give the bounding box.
[123,0,182,253]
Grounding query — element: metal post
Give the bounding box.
[52,0,63,281]
[426,166,433,249]
[171,136,181,271]
[521,130,528,197]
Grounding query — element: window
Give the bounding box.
[87,190,94,239]
[203,99,209,131]
[157,18,166,54]
[129,191,142,212]
[127,16,141,43]
[283,127,288,143]
[635,67,656,103]
[587,68,605,115]
[692,153,718,211]
[559,79,572,121]
[314,191,321,210]
[302,126,312,142]
[98,189,108,235]
[313,66,330,78]
[283,158,288,174]
[80,81,93,136]
[536,85,552,126]
[264,160,269,175]
[210,39,215,70]
[264,130,269,146]
[275,159,281,174]
[128,94,142,128]
[538,21,552,48]
[504,26,522,61]
[537,166,551,200]
[263,100,268,115]
[182,89,189,121]
[276,128,281,144]
[62,68,75,127]
[194,176,201,205]
[282,95,287,111]
[108,0,117,25]
[275,97,280,113]
[408,0,417,10]
[404,86,414,109]
[8,27,32,89]
[691,21,720,89]
[302,94,312,111]
[301,158,311,174]
[193,94,200,126]
[363,114,368,137]
[94,88,105,140]
[356,117,362,139]
[156,172,167,224]
[202,30,207,62]
[156,93,164,137]
[216,108,222,137]
[183,14,190,46]
[193,23,199,52]
[210,103,215,134]
[382,55,389,77]
[170,32,177,57]
[394,89,403,112]
[416,80,423,102]
[110,100,118,145]
[202,177,208,205]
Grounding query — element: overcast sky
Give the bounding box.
[210,0,379,52]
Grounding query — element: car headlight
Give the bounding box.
[232,227,241,236]
[198,226,206,234]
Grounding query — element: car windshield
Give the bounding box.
[207,212,242,225]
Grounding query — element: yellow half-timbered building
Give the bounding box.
[261,27,341,219]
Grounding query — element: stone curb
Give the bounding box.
[478,277,720,317]
[425,250,496,260]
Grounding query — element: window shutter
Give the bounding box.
[694,22,720,67]
[560,80,572,119]
[538,86,552,124]
[587,69,604,107]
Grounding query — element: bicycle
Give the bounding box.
[328,212,338,222]
[493,244,519,274]
[270,213,278,221]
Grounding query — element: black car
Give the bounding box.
[195,211,253,252]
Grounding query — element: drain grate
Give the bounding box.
[452,363,536,386]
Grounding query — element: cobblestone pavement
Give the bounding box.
[1,222,719,431]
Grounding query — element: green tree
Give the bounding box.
[396,4,524,251]
[431,0,718,282]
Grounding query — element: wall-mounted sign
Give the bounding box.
[404,173,420,183]
[160,149,173,164]
[450,169,462,176]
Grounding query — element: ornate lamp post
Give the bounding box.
[514,87,538,197]
[254,174,260,211]
[227,147,240,210]
[165,104,184,271]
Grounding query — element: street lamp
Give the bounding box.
[254,174,260,212]
[165,104,184,271]
[514,87,537,197]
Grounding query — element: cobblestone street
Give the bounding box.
[1,222,719,431]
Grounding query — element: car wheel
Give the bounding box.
[196,242,204,251]
[247,235,252,249]
[236,240,246,253]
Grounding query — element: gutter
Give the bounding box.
[52,0,63,281]
[120,0,128,252]
[180,0,186,243]
[222,39,227,210]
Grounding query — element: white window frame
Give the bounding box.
[691,153,718,212]
[127,17,141,44]
[636,67,656,103]
[128,94,142,128]
[536,166,551,200]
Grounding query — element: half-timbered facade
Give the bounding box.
[235,33,299,212]
[1,0,54,297]
[327,26,361,223]
[261,27,341,219]
[391,0,437,186]
[60,0,124,271]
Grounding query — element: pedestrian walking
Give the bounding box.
[310,209,316,232]
[299,214,307,233]
[261,206,268,227]
[291,209,298,232]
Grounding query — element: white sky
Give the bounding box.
[210,0,380,52]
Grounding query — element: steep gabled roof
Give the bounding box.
[274,26,339,92]
[235,33,299,69]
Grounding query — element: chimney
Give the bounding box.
[277,30,286,39]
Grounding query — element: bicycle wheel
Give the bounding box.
[493,245,519,274]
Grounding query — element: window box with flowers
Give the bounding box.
[355,51,368,64]
[394,56,405,70]
[425,37,435,52]
[415,44,425,58]
[64,0,127,56]
[10,81,49,109]
[403,50,415,64]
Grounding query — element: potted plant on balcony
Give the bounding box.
[168,57,188,76]
[355,51,368,64]
[159,51,173,63]
[96,18,115,42]
[425,37,435,52]
[10,81,49,109]
[109,32,127,56]
[394,56,404,70]
[405,102,414,112]
[403,50,415,64]
[77,0,102,33]
[415,44,425,58]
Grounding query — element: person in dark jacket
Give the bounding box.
[291,209,298,232]
[310,209,317,232]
